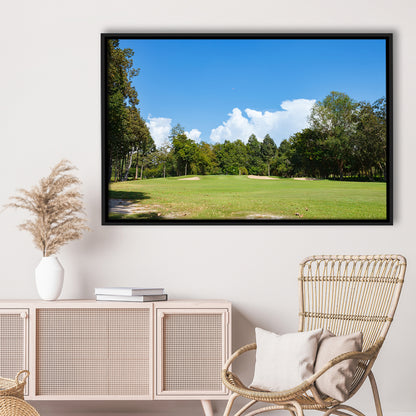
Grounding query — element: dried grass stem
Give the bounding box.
[6,160,89,256]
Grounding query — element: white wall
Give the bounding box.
[1,0,415,415]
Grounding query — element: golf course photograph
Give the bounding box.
[102,34,391,223]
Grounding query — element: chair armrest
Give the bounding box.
[221,340,381,403]
[222,343,315,401]
[222,342,256,372]
[307,342,381,384]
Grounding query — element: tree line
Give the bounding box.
[106,41,387,182]
[106,39,154,183]
[276,93,387,180]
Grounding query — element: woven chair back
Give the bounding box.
[298,255,406,394]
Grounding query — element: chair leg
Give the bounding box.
[246,406,303,416]
[223,393,239,416]
[234,400,257,416]
[201,400,214,416]
[323,405,365,416]
[244,404,298,416]
[289,400,304,416]
[369,371,383,416]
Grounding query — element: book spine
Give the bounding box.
[96,294,168,302]
[95,288,165,296]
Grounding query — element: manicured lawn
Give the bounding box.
[108,175,387,220]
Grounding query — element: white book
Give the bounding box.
[95,287,165,296]
[96,294,168,302]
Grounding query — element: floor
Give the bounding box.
[29,400,226,416]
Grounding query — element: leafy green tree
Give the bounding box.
[371,97,387,179]
[272,139,294,177]
[372,97,386,119]
[261,134,277,176]
[119,107,150,181]
[135,119,156,180]
[196,142,219,175]
[309,91,358,179]
[106,40,140,182]
[215,140,248,175]
[154,141,172,178]
[172,134,198,176]
[247,134,265,175]
[351,100,386,179]
[169,123,185,140]
[234,140,249,175]
[287,129,329,178]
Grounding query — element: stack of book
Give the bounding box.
[95,287,167,302]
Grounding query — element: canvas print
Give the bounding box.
[102,34,392,224]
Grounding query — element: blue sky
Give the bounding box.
[119,38,386,147]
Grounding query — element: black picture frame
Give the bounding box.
[101,33,393,225]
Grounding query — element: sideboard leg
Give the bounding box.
[201,399,214,416]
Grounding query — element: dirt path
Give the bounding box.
[109,199,161,216]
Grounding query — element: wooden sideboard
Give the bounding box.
[0,299,231,416]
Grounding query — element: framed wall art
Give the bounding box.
[101,33,392,225]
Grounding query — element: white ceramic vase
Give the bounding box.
[35,256,64,300]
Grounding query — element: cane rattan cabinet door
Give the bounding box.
[0,309,29,395]
[35,307,152,399]
[156,308,230,398]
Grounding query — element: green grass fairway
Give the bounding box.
[108,175,387,220]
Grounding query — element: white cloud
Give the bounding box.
[185,129,202,143]
[209,98,316,144]
[146,116,172,148]
[147,117,203,147]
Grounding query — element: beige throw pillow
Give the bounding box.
[314,330,363,402]
[250,327,323,392]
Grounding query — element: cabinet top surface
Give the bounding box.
[0,299,231,307]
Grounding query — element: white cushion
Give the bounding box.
[314,330,363,402]
[250,327,323,391]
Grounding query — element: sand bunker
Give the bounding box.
[247,175,278,180]
[178,176,200,181]
[246,214,284,219]
[293,177,319,181]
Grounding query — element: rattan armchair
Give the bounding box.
[222,255,406,416]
